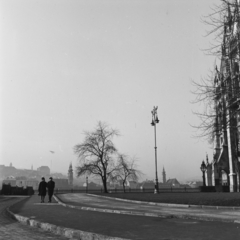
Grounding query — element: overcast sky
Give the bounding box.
[1,0,220,182]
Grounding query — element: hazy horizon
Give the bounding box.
[1,0,219,183]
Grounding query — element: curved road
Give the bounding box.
[3,194,240,240]
[0,197,73,240]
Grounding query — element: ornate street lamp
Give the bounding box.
[151,106,159,194]
[200,160,207,187]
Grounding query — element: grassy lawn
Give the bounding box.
[93,192,240,206]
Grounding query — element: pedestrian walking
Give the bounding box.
[38,177,47,203]
[47,177,55,203]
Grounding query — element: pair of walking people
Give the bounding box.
[38,177,55,203]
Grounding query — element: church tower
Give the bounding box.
[162,167,166,184]
[68,163,73,187]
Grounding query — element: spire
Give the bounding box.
[68,162,73,187]
[162,166,166,184]
[68,162,73,174]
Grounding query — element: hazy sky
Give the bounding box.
[1,0,219,182]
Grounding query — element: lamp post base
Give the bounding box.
[154,178,159,194]
[154,183,159,194]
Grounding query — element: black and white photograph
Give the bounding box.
[1,1,240,239]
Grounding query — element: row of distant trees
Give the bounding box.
[73,122,143,193]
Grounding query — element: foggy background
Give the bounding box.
[0,0,219,182]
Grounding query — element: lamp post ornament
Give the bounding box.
[151,106,159,194]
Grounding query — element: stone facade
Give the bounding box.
[206,1,240,192]
[37,166,50,176]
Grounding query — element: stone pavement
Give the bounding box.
[0,196,74,240]
[8,193,240,240]
[57,193,240,223]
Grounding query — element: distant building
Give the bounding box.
[128,181,138,188]
[139,168,190,189]
[162,167,166,184]
[166,178,180,188]
[204,2,240,192]
[2,179,16,186]
[2,179,39,190]
[0,163,47,180]
[0,164,17,178]
[54,179,70,190]
[88,182,99,189]
[37,166,50,176]
[1,163,73,190]
[140,180,155,189]
[187,181,203,188]
[68,163,73,187]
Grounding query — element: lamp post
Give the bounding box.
[151,106,159,194]
[200,160,207,187]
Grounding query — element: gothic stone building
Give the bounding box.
[206,1,240,192]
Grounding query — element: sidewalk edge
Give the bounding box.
[6,197,130,240]
[54,194,240,224]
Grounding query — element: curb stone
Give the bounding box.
[6,197,130,240]
[87,193,240,210]
[54,194,240,224]
[54,195,172,219]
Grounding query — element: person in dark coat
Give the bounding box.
[38,177,47,203]
[47,177,55,203]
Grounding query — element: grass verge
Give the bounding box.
[93,192,240,206]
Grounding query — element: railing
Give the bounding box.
[54,187,200,194]
[55,188,102,194]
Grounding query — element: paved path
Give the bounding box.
[8,194,240,239]
[0,197,72,240]
[58,193,240,222]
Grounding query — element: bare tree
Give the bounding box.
[110,154,143,193]
[73,121,119,193]
[191,70,217,142]
[202,0,240,60]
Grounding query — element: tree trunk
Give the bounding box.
[123,182,125,193]
[102,175,108,193]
